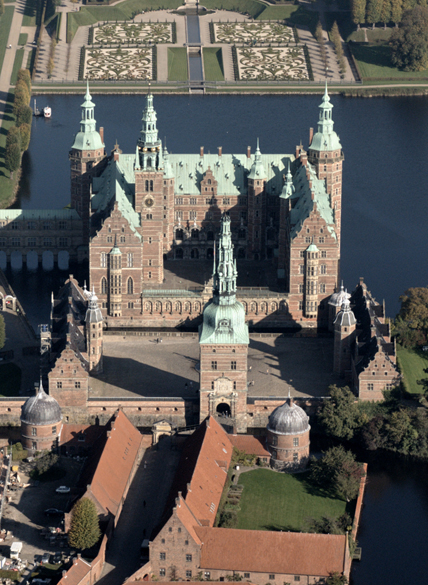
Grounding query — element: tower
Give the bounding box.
[70,81,106,246]
[304,242,319,319]
[333,297,356,378]
[135,92,164,284]
[247,139,266,260]
[199,215,249,432]
[108,239,122,317]
[85,288,103,373]
[308,83,344,247]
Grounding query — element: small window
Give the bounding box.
[159,569,165,577]
[186,571,192,579]
[185,540,189,545]
[52,426,56,435]
[211,361,217,370]
[32,427,37,436]
[168,527,172,532]
[293,437,299,447]
[294,578,300,583]
[75,381,81,389]
[269,575,275,580]
[161,539,165,544]
[293,453,298,463]
[204,572,211,579]
[368,383,374,391]
[186,554,192,562]
[178,527,181,533]
[244,574,250,579]
[160,553,166,560]
[231,361,236,370]
[57,381,62,389]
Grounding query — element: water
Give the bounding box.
[187,15,201,43]
[186,16,203,81]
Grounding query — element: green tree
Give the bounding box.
[366,0,383,27]
[16,105,32,127]
[5,142,21,175]
[391,7,428,70]
[0,315,5,349]
[326,573,348,585]
[380,0,392,26]
[318,385,363,441]
[68,498,101,550]
[17,69,31,93]
[19,123,31,151]
[390,0,403,24]
[310,445,364,501]
[352,0,367,27]
[6,126,21,149]
[13,81,30,115]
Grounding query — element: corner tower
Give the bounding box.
[85,288,103,374]
[333,297,356,378]
[70,81,106,246]
[308,83,344,246]
[199,215,249,432]
[135,92,164,284]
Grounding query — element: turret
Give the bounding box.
[85,288,103,374]
[333,297,356,378]
[137,91,163,171]
[247,139,266,260]
[108,238,122,317]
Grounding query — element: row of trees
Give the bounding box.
[6,69,32,177]
[394,285,428,346]
[351,0,418,28]
[318,385,428,458]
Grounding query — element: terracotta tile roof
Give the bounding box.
[229,435,270,458]
[175,497,202,545]
[59,424,105,448]
[83,410,142,518]
[195,527,346,576]
[57,558,91,585]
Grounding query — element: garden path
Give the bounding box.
[0,0,22,124]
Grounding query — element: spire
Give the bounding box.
[212,214,238,306]
[309,83,342,153]
[71,82,104,151]
[137,93,162,170]
[248,138,265,179]
[281,159,295,199]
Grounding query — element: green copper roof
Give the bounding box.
[309,82,342,153]
[306,242,319,252]
[248,139,266,180]
[199,215,249,346]
[71,81,104,152]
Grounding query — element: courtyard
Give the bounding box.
[89,334,335,399]
[234,468,349,532]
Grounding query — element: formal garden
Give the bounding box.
[90,21,175,45]
[84,46,154,80]
[212,21,295,45]
[235,45,309,81]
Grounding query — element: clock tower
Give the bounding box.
[135,91,164,284]
[199,215,249,432]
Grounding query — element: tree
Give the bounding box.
[19,123,31,151]
[5,142,21,175]
[352,0,367,27]
[318,386,363,441]
[326,573,348,585]
[0,0,4,17]
[391,7,428,70]
[6,126,21,149]
[366,0,383,27]
[390,0,403,25]
[13,81,30,115]
[68,498,101,550]
[310,445,364,501]
[16,105,32,127]
[380,0,392,27]
[0,315,5,350]
[17,69,31,93]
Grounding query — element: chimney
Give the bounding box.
[200,146,204,157]
[114,151,119,162]
[107,431,111,438]
[218,146,222,157]
[99,127,104,144]
[62,571,67,578]
[295,145,300,159]
[247,146,251,159]
[309,127,313,146]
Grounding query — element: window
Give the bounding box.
[159,569,165,577]
[146,214,152,220]
[75,382,81,389]
[160,553,166,560]
[367,383,374,391]
[161,539,165,544]
[223,198,230,205]
[319,237,325,244]
[321,251,327,258]
[305,237,311,243]
[190,211,197,220]
[101,277,107,294]
[32,427,37,436]
[231,361,236,370]
[127,278,134,295]
[186,554,192,562]
[59,237,68,247]
[148,272,152,279]
[299,264,304,275]
[190,198,197,205]
[32,442,37,450]
[57,381,62,389]
[204,572,211,579]
[43,221,51,230]
[168,527,172,532]
[320,265,327,274]
[186,571,192,579]
[11,237,20,246]
[185,540,189,545]
[299,284,304,293]
[127,253,134,267]
[44,238,52,247]
[27,237,36,247]
[175,198,183,205]
[293,437,299,447]
[244,574,250,579]
[128,302,134,309]
[0,238,6,247]
[101,253,107,268]
[319,283,326,293]
[269,575,275,580]
[294,578,300,582]
[176,211,183,220]
[59,220,66,229]
[11,222,18,230]
[298,301,303,311]
[211,361,217,370]
[52,426,56,435]
[293,453,298,462]
[239,196,247,206]
[27,221,36,230]
[120,236,125,243]
[150,180,153,191]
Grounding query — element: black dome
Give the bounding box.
[267,398,310,435]
[21,382,62,426]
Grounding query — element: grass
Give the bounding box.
[0,90,19,208]
[10,50,25,84]
[236,468,349,532]
[366,27,392,42]
[0,363,21,397]
[350,43,428,81]
[22,0,37,26]
[397,344,428,395]
[168,47,188,81]
[203,47,224,81]
[18,33,28,45]
[0,7,15,73]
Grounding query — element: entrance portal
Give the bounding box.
[216,402,231,417]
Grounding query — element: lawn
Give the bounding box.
[350,43,428,81]
[236,468,349,532]
[10,49,25,84]
[168,47,188,81]
[203,47,224,81]
[397,344,428,395]
[0,7,15,74]
[0,90,18,209]
[18,33,28,45]
[0,363,21,396]
[22,0,37,26]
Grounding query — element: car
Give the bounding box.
[55,486,70,494]
[52,552,62,564]
[41,553,50,564]
[44,508,63,517]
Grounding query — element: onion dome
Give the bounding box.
[21,380,62,426]
[328,283,351,307]
[333,297,356,328]
[267,397,310,435]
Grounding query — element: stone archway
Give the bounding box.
[216,402,231,417]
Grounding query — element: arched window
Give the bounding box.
[175,229,184,240]
[127,277,134,295]
[238,229,246,239]
[150,180,153,192]
[191,248,199,259]
[191,229,199,240]
[101,277,107,294]
[145,180,149,192]
[207,179,211,185]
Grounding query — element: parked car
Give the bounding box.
[41,553,50,564]
[44,508,63,517]
[52,552,62,564]
[55,486,70,494]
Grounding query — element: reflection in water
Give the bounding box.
[13,150,32,206]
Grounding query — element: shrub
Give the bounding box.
[16,105,32,127]
[19,124,32,151]
[17,69,31,93]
